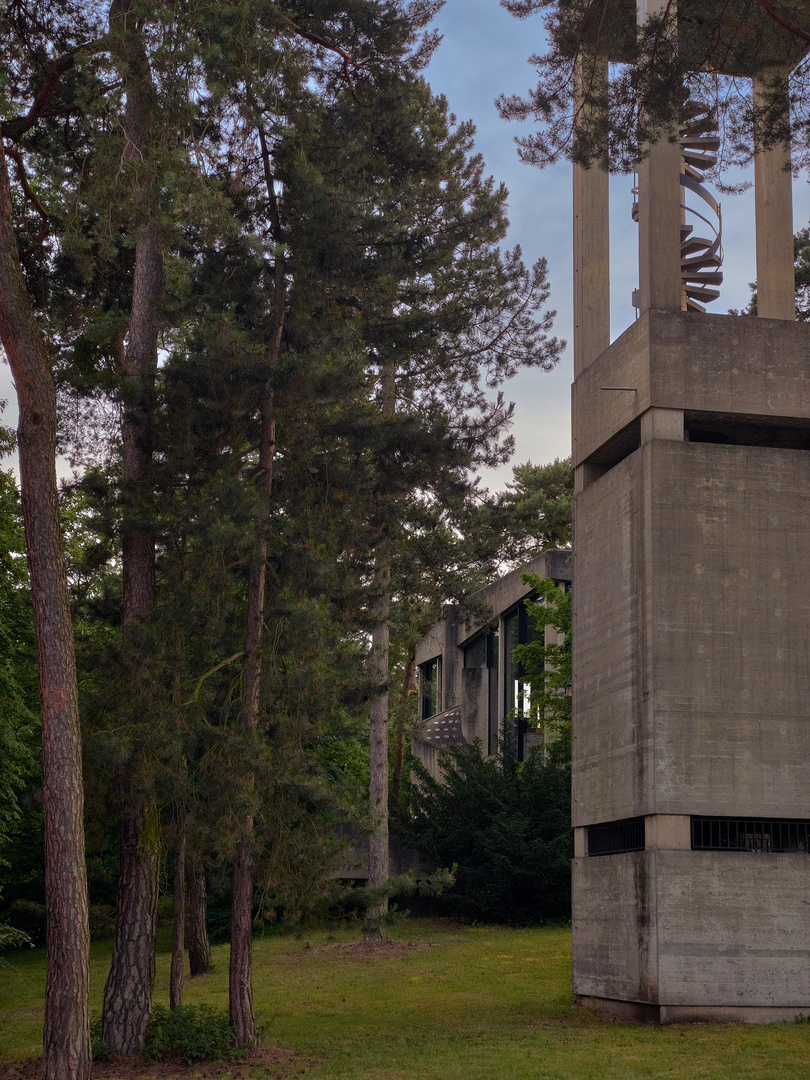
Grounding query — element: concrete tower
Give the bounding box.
[571,0,810,1021]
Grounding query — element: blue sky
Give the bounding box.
[425,0,810,488]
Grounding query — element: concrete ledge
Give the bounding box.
[576,996,810,1025]
[573,310,810,467]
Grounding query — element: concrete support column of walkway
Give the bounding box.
[573,57,610,378]
[637,0,682,314]
[641,407,684,443]
[754,74,795,321]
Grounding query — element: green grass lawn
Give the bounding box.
[2,919,810,1079]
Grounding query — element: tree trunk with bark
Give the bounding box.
[0,138,91,1080]
[187,866,213,976]
[228,120,284,1048]
[102,803,159,1053]
[170,815,186,1009]
[363,364,396,945]
[101,1,164,1054]
[363,567,392,944]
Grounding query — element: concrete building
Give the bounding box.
[571,0,810,1022]
[413,549,571,781]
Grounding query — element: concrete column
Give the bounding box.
[574,827,586,858]
[644,815,691,851]
[640,407,684,443]
[637,0,682,313]
[754,75,795,321]
[573,58,610,377]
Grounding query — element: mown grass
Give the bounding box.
[2,919,810,1078]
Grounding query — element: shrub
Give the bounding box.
[7,899,46,944]
[403,738,572,925]
[89,1014,112,1062]
[144,1004,245,1064]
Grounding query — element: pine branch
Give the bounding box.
[1,41,103,141]
[278,13,356,80]
[3,145,50,247]
[757,0,810,45]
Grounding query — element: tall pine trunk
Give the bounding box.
[170,658,188,1009]
[364,566,391,943]
[0,139,91,1080]
[102,2,164,1053]
[170,815,186,1009]
[228,121,284,1047]
[187,865,213,976]
[363,365,395,944]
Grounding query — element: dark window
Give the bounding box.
[684,411,810,450]
[419,657,442,721]
[587,818,646,856]
[487,630,499,757]
[691,816,810,853]
[504,601,542,761]
[463,635,488,669]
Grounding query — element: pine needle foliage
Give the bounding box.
[498,0,810,174]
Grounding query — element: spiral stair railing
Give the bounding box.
[679,101,723,311]
[631,100,723,313]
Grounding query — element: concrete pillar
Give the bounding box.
[754,75,795,321]
[637,0,682,313]
[573,58,610,377]
[645,815,691,851]
[640,407,684,443]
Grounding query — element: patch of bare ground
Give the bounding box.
[310,939,441,961]
[0,1046,302,1080]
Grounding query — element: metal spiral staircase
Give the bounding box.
[679,101,723,311]
[632,100,723,312]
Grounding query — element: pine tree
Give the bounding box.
[283,70,562,939]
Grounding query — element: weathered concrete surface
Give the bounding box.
[571,302,810,1013]
[754,76,795,322]
[573,851,810,1009]
[572,453,647,824]
[573,311,810,467]
[573,439,810,824]
[457,549,572,649]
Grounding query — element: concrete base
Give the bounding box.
[577,996,810,1025]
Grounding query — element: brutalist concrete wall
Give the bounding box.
[573,312,810,468]
[572,452,647,825]
[650,441,810,816]
[572,852,657,1003]
[573,850,810,1007]
[573,438,810,825]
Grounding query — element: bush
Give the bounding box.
[402,738,572,925]
[7,899,46,944]
[89,1014,112,1062]
[144,1004,245,1064]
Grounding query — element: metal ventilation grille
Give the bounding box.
[692,817,810,853]
[587,817,645,857]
